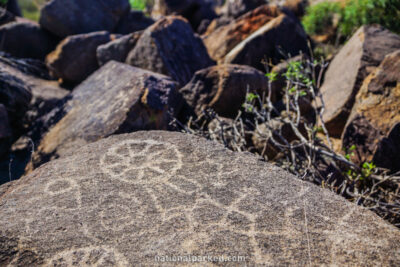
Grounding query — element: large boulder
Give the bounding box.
[46,31,115,84]
[203,4,282,63]
[224,14,309,70]
[179,64,268,118]
[341,50,400,171]
[126,16,215,86]
[30,61,182,169]
[320,25,400,137]
[152,0,217,30]
[97,32,142,66]
[0,21,58,60]
[2,131,400,265]
[114,10,154,34]
[39,0,130,38]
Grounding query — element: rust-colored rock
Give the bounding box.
[320,25,400,137]
[224,14,309,70]
[203,4,282,63]
[341,50,400,170]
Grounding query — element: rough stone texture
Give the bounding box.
[203,4,282,63]
[126,16,215,86]
[224,14,308,70]
[39,0,130,38]
[0,104,11,157]
[0,62,32,137]
[152,0,216,30]
[341,50,400,170]
[179,64,268,118]
[0,54,69,125]
[0,21,58,60]
[320,25,400,137]
[97,32,142,66]
[30,61,182,169]
[114,10,154,35]
[46,31,115,84]
[2,131,400,266]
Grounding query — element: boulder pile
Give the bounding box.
[0,0,400,265]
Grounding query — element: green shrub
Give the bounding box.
[130,0,147,10]
[339,0,400,36]
[302,0,400,38]
[302,2,341,35]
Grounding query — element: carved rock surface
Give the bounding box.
[341,50,400,170]
[180,64,268,118]
[126,16,215,86]
[1,131,400,265]
[97,32,142,66]
[0,21,58,60]
[46,31,115,84]
[30,61,182,169]
[203,4,281,63]
[39,0,130,38]
[224,14,308,70]
[320,25,400,137]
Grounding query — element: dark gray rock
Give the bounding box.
[321,25,400,137]
[5,0,21,16]
[224,14,308,70]
[152,0,217,30]
[180,64,268,118]
[39,0,130,38]
[0,104,11,157]
[114,10,154,34]
[0,8,15,26]
[0,54,69,126]
[126,16,215,86]
[2,131,400,265]
[0,21,58,60]
[0,65,32,136]
[97,32,142,66]
[46,31,115,84]
[29,61,182,169]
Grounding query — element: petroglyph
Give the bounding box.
[0,131,400,266]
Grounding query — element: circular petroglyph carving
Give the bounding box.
[100,139,183,184]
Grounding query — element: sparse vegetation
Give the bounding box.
[172,55,400,227]
[303,0,400,39]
